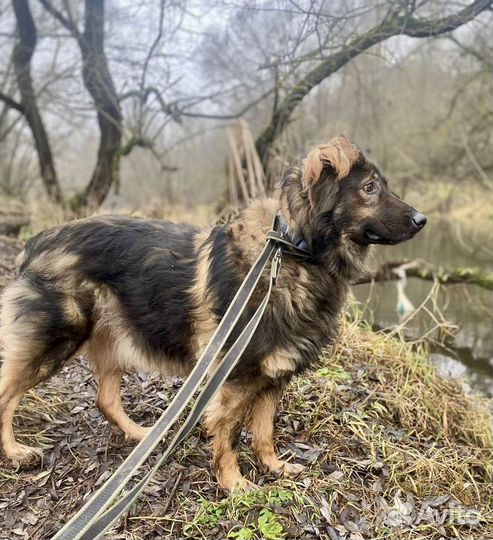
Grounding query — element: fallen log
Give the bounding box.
[354,259,493,290]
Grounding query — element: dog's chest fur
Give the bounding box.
[192,199,348,384]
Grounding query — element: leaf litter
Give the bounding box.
[0,236,491,539]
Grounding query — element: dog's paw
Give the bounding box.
[220,472,259,493]
[5,443,43,468]
[124,426,151,442]
[229,478,259,493]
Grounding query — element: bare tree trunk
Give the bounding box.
[11,0,63,205]
[76,0,122,210]
[38,0,122,212]
[255,0,492,165]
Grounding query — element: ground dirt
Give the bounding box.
[0,234,491,540]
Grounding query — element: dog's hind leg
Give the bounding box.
[247,387,305,477]
[0,282,89,466]
[204,383,257,492]
[0,363,46,466]
[86,331,150,442]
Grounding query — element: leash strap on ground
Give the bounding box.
[80,257,279,539]
[51,240,278,540]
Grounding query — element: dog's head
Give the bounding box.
[280,136,426,261]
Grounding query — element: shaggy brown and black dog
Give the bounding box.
[0,136,426,491]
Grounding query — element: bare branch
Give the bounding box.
[447,34,493,68]
[178,86,276,120]
[37,0,80,39]
[0,91,24,114]
[139,0,165,98]
[403,1,491,38]
[255,0,492,162]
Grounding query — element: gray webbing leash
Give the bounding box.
[79,253,280,539]
[52,235,286,540]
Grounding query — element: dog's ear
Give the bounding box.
[280,166,310,238]
[303,136,360,186]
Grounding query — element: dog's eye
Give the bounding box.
[363,181,376,193]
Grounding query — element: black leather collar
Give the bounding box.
[266,214,312,261]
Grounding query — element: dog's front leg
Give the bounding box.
[247,386,305,477]
[203,383,257,492]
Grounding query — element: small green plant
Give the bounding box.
[228,526,255,539]
[187,488,292,538]
[257,508,285,540]
[317,366,352,380]
[187,496,227,529]
[264,488,293,505]
[228,508,285,540]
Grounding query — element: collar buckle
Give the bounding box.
[266,213,312,261]
[270,248,282,286]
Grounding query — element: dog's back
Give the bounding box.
[3,217,200,364]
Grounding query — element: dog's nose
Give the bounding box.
[412,212,427,229]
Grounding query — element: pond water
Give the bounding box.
[352,218,493,398]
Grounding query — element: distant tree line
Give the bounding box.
[0,0,491,212]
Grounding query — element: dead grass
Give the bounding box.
[21,197,216,241]
[0,312,491,540]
